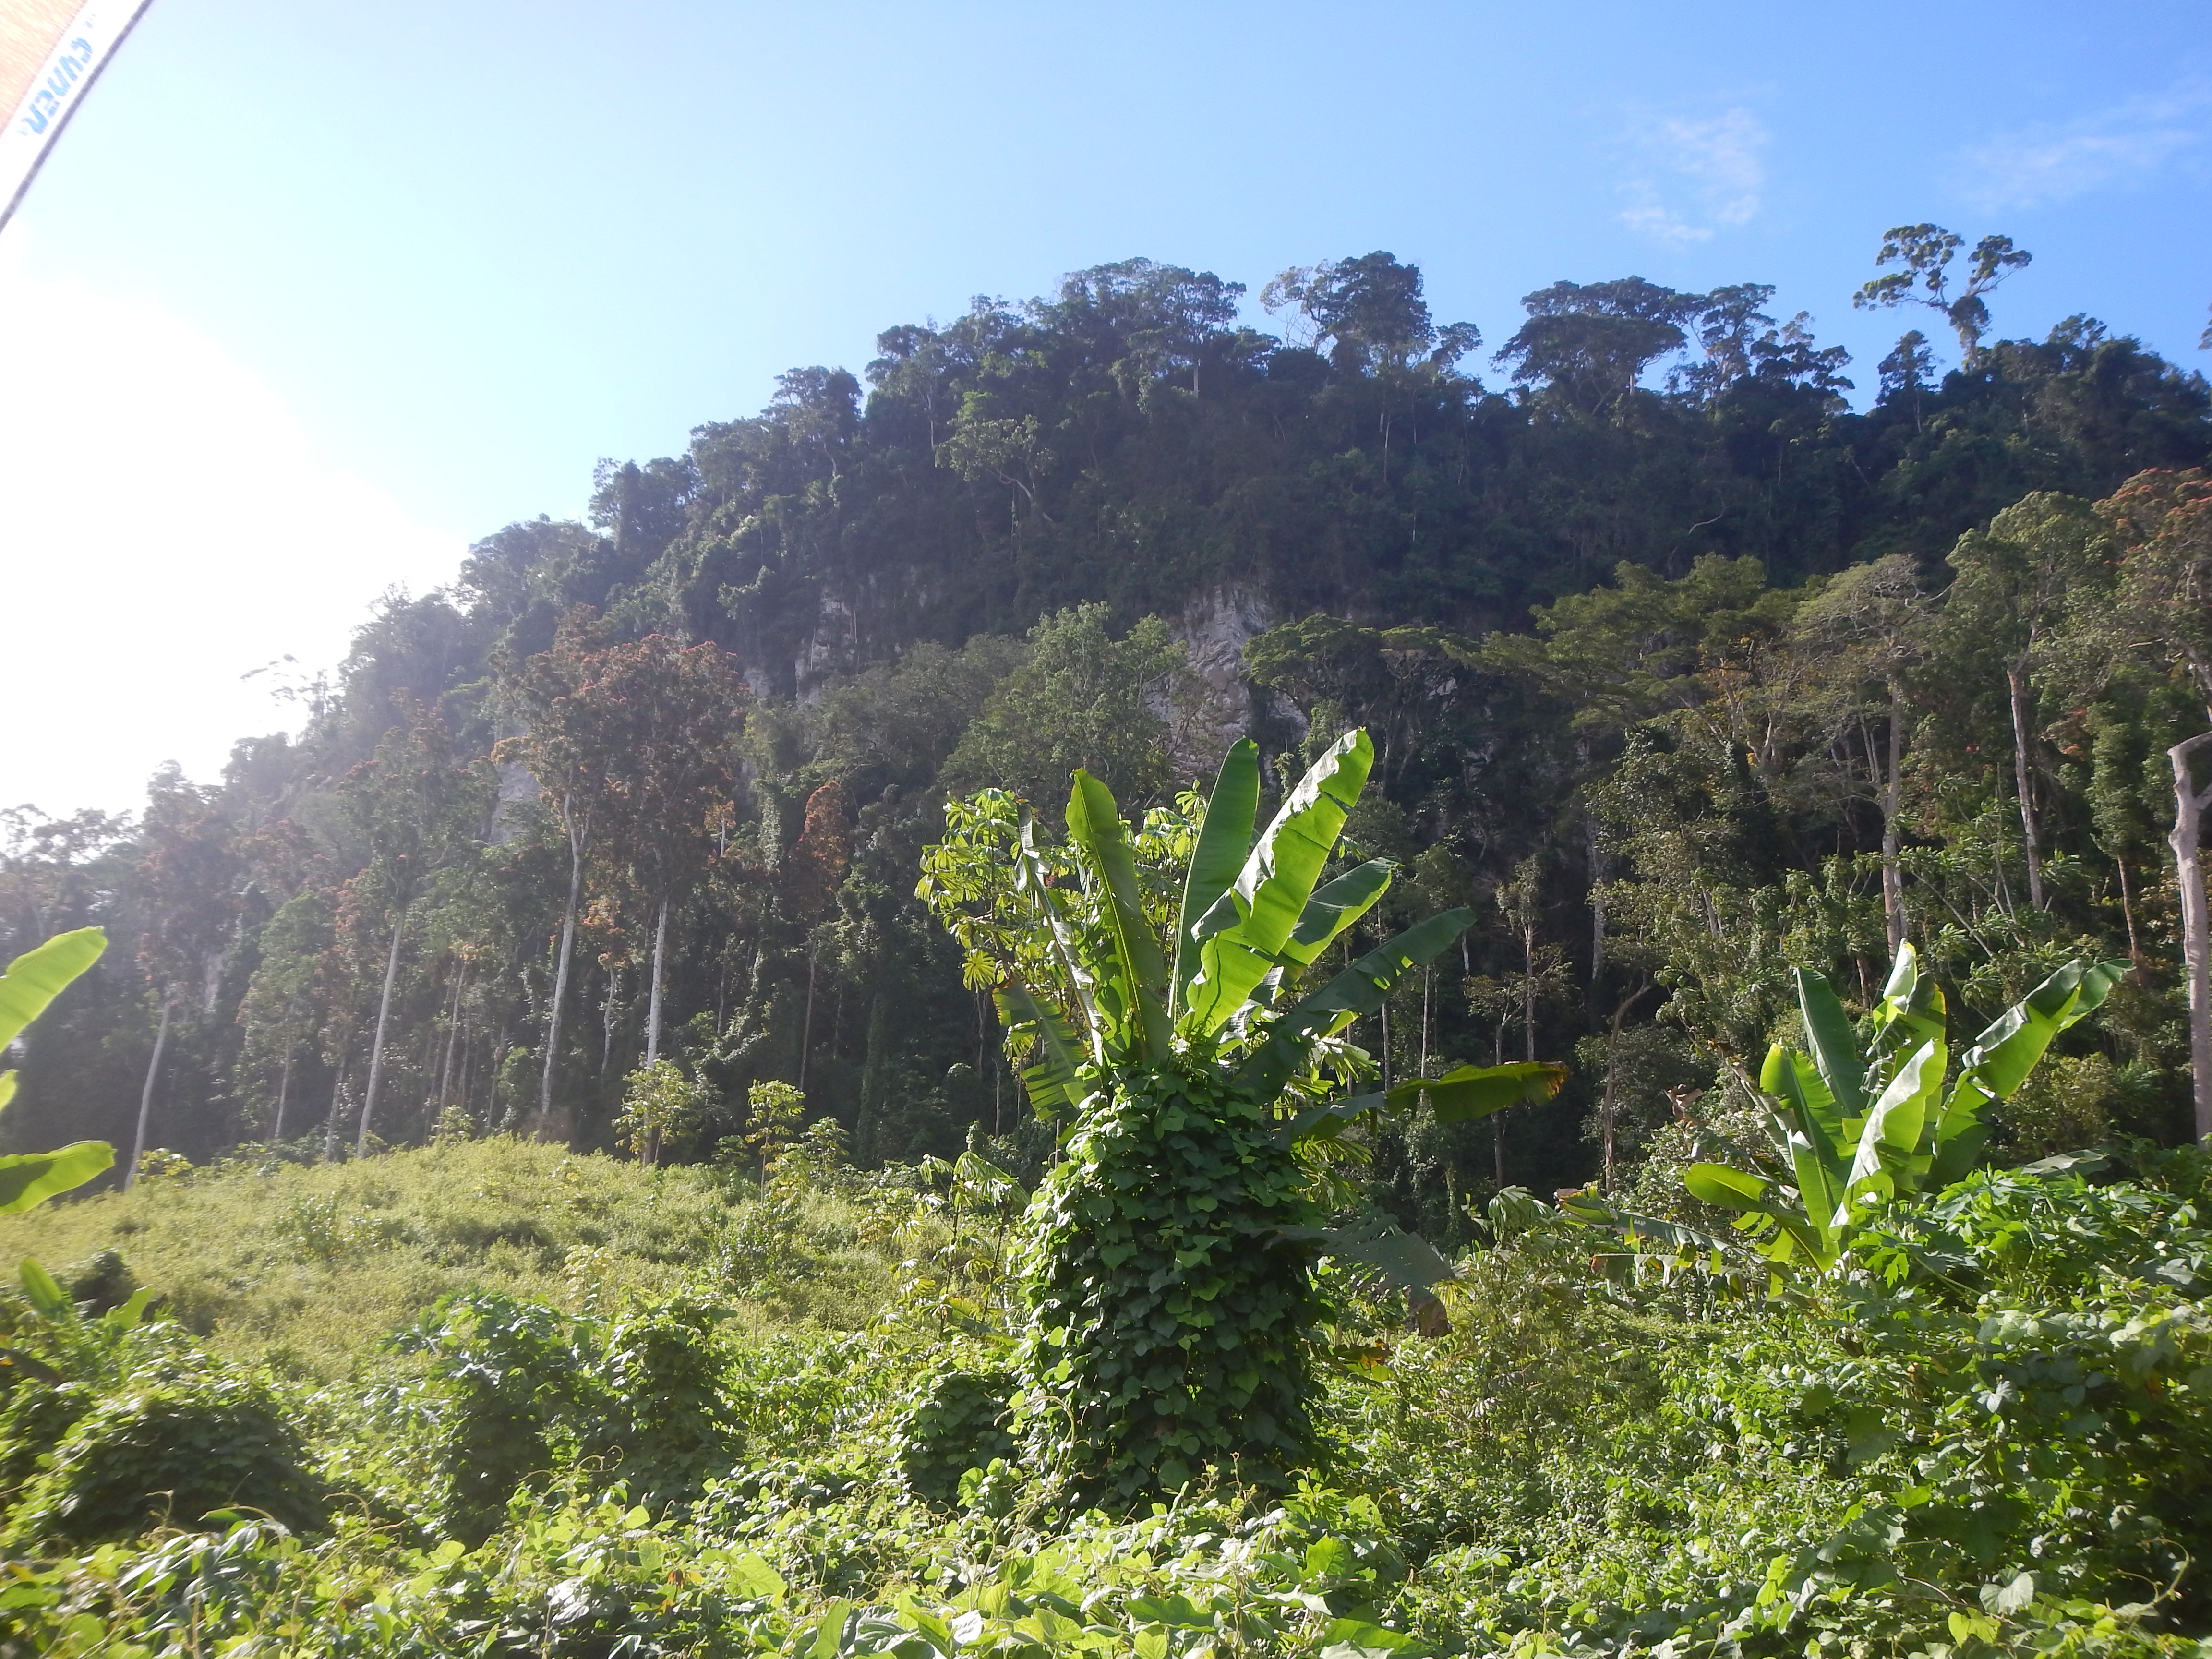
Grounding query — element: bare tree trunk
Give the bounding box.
[357,911,406,1156]
[1379,997,1391,1091]
[322,1044,350,1162]
[1882,679,1907,952]
[798,938,818,1094]
[539,805,586,1130]
[1419,966,1431,1079]
[644,896,670,1067]
[436,963,467,1108]
[126,996,172,1190]
[2005,662,2047,909]
[2169,732,2212,1142]
[1522,923,1539,1063]
[1587,813,1607,984]
[2116,857,2143,963]
[270,1040,293,1145]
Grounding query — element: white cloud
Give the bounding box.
[1958,81,2212,211]
[1618,107,1768,244]
[0,238,464,817]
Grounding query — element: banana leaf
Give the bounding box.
[1279,860,1395,969]
[1837,1037,1946,1224]
[1183,731,1373,1037]
[1170,739,1261,1018]
[1928,956,2127,1187]
[1280,1213,1455,1298]
[1235,907,1474,1100]
[0,1143,113,1215]
[994,985,1090,1118]
[1273,1061,1566,1148]
[1065,771,1172,1059]
[0,928,105,1053]
[1791,965,1867,1131]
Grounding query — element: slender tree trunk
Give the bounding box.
[1587,811,1607,984]
[1522,924,1539,1063]
[2116,857,2143,964]
[2006,662,2047,909]
[322,1043,349,1162]
[1379,997,1391,1091]
[1882,679,1907,952]
[644,896,670,1067]
[858,994,887,1165]
[2168,732,2212,1142]
[436,963,467,1107]
[1419,966,1431,1079]
[270,1041,292,1145]
[601,965,621,1076]
[357,911,406,1156]
[798,940,818,1094]
[539,806,585,1130]
[126,996,173,1190]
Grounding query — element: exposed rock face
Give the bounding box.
[1164,585,1273,779]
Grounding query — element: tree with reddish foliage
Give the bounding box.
[504,618,747,1129]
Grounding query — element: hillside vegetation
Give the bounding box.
[5,230,2209,1216]
[5,1135,2212,1654]
[6,231,2212,1655]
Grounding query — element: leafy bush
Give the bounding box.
[893,1366,1016,1506]
[1022,1059,1328,1507]
[5,1361,322,1546]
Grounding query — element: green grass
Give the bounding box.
[0,1138,927,1376]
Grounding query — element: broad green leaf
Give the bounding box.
[1065,771,1172,1059]
[1277,1061,1564,1145]
[1015,815,1101,1047]
[1279,860,1394,969]
[0,1142,113,1215]
[1761,1043,1846,1183]
[1171,739,1260,1017]
[1236,907,1473,1099]
[1557,1190,1736,1255]
[1793,965,1868,1124]
[0,1071,13,1117]
[1275,1089,1392,1146]
[1869,942,1946,1072]
[994,986,1089,1118]
[1283,1215,1455,1296]
[1838,1038,1945,1226]
[806,1599,852,1659]
[18,1256,69,1318]
[1183,730,1373,1036]
[0,928,105,1052]
[727,1550,787,1601]
[1684,1163,1775,1211]
[1926,1074,1996,1189]
[103,1286,156,1330]
[1423,1060,1568,1124]
[1956,957,2128,1101]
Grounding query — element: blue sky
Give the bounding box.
[3,0,2208,815]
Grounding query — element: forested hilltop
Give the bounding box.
[7,231,2212,1216]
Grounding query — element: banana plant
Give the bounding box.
[1584,943,2124,1271]
[0,929,115,1213]
[923,732,1567,1501]
[924,731,1566,1295]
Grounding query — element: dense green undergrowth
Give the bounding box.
[5,1138,2212,1656]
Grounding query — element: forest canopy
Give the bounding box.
[5,232,2211,1221]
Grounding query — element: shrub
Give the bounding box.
[1021,1060,1327,1508]
[5,1360,321,1546]
[892,1366,1016,1506]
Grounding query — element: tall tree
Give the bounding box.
[2093,470,2212,1138]
[1943,493,2113,910]
[1853,223,2032,359]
